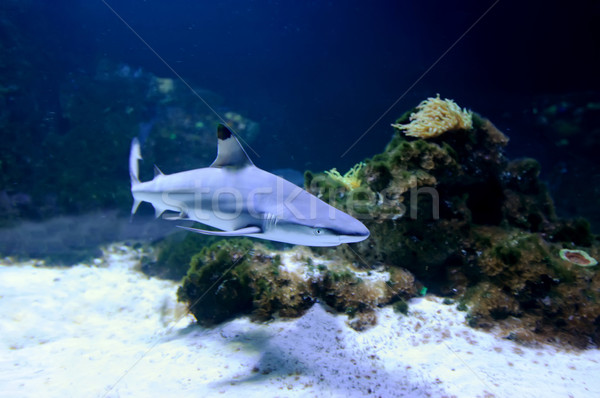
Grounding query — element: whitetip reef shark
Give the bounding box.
[129,124,370,246]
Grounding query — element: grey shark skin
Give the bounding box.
[129,124,370,246]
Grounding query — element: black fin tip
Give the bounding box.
[217,123,232,140]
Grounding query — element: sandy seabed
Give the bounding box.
[1,244,599,398]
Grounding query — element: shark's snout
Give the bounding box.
[339,221,370,244]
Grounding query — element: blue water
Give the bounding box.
[1,0,599,252]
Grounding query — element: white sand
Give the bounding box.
[1,244,599,398]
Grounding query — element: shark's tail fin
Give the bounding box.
[129,137,142,216]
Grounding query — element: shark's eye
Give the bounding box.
[314,228,322,235]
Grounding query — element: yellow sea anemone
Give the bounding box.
[325,162,365,190]
[559,249,598,267]
[391,94,473,139]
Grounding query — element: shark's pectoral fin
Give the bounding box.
[177,225,262,236]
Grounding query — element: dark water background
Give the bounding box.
[12,0,599,168]
[1,0,599,258]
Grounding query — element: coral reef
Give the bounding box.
[391,94,473,138]
[177,239,417,329]
[305,97,600,347]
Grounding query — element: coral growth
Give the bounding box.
[324,162,366,190]
[559,249,598,267]
[391,94,473,138]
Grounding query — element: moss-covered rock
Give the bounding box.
[177,241,417,329]
[458,226,600,347]
[177,239,255,325]
[306,116,506,288]
[305,106,600,347]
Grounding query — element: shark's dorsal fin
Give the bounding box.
[210,124,254,168]
[153,165,164,177]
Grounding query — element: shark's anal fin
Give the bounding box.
[177,225,261,236]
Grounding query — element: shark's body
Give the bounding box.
[129,124,369,246]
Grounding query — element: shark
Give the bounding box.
[129,124,369,246]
